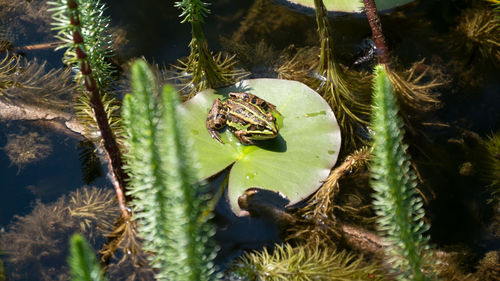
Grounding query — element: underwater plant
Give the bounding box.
[288,147,373,246]
[453,8,500,65]
[77,140,104,185]
[363,0,443,112]
[480,132,500,199]
[122,60,218,280]
[0,53,76,111]
[3,130,52,173]
[310,0,372,147]
[173,0,246,98]
[0,186,118,280]
[68,234,107,281]
[369,65,433,280]
[49,0,129,217]
[228,243,386,281]
[0,259,4,281]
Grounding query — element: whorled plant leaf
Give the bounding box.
[179,78,341,215]
[281,0,414,13]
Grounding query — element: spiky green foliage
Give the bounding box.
[173,0,246,98]
[49,0,128,198]
[68,234,107,281]
[174,0,210,23]
[50,0,114,88]
[122,60,218,281]
[370,65,432,281]
[49,0,122,141]
[229,243,386,281]
[483,132,500,197]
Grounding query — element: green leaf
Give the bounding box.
[282,0,415,13]
[179,78,341,215]
[68,234,107,281]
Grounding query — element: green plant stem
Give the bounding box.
[65,0,129,218]
[190,20,226,89]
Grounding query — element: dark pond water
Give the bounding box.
[1,0,499,279]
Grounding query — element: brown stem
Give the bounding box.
[90,91,130,219]
[14,41,63,52]
[68,0,130,219]
[363,0,390,65]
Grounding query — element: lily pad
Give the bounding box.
[280,0,415,13]
[178,79,341,215]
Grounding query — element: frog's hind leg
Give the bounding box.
[206,98,227,144]
[234,130,254,145]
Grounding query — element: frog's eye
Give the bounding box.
[214,123,223,129]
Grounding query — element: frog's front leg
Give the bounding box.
[234,130,254,145]
[206,98,227,144]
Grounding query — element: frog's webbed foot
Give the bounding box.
[208,129,224,144]
[234,130,254,145]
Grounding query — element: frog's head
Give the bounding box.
[247,115,279,140]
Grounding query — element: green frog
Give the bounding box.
[206,92,280,144]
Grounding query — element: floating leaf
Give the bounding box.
[280,0,415,13]
[179,78,341,215]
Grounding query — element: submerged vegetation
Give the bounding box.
[0,0,499,280]
[3,130,52,173]
[229,243,385,281]
[0,187,118,280]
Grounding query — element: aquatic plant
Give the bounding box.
[49,0,129,217]
[0,53,76,111]
[0,0,53,45]
[68,234,107,281]
[3,131,52,173]
[475,251,500,281]
[370,65,432,280]
[312,0,372,147]
[453,8,500,65]
[0,186,118,280]
[77,140,104,185]
[173,0,246,98]
[122,60,218,280]
[363,0,442,112]
[0,258,5,281]
[489,0,500,15]
[228,243,386,281]
[481,132,500,198]
[288,147,372,246]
